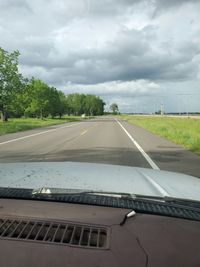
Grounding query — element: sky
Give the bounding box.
[0,0,200,113]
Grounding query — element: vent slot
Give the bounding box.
[0,218,109,249]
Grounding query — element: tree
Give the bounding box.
[0,47,22,121]
[25,78,51,119]
[85,95,105,116]
[47,87,61,118]
[9,77,30,118]
[66,93,105,116]
[110,103,119,114]
[57,91,68,118]
[84,94,97,116]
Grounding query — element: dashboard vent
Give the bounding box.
[0,218,109,249]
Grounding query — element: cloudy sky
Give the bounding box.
[0,0,200,113]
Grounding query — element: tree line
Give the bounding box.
[0,47,105,121]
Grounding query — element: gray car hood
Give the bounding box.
[0,162,200,201]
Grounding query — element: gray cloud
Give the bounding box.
[0,0,200,112]
[19,27,199,85]
[0,0,30,10]
[153,0,200,10]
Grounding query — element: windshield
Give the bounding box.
[0,0,200,205]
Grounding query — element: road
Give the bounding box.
[0,117,200,177]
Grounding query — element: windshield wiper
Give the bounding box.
[1,187,200,222]
[32,187,132,198]
[32,187,200,209]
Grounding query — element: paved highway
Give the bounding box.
[0,117,199,177]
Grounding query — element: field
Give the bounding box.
[0,116,90,136]
[120,115,200,155]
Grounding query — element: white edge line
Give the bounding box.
[115,119,160,170]
[0,122,83,146]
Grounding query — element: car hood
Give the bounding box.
[0,162,200,201]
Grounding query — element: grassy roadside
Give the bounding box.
[119,115,200,155]
[0,116,92,136]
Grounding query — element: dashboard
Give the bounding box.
[0,199,199,267]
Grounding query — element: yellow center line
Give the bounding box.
[80,123,100,136]
[80,130,88,136]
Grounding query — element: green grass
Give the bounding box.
[0,116,92,136]
[119,115,200,155]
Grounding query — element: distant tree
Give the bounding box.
[24,78,51,119]
[84,94,98,116]
[0,47,23,121]
[66,94,83,116]
[110,103,119,114]
[57,91,68,118]
[46,87,61,118]
[155,110,161,115]
[66,93,105,116]
[15,81,68,119]
[93,96,105,116]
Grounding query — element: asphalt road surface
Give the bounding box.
[0,117,200,177]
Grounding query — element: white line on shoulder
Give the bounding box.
[0,122,83,146]
[115,119,160,170]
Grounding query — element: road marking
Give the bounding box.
[81,130,88,136]
[0,122,83,146]
[115,119,160,170]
